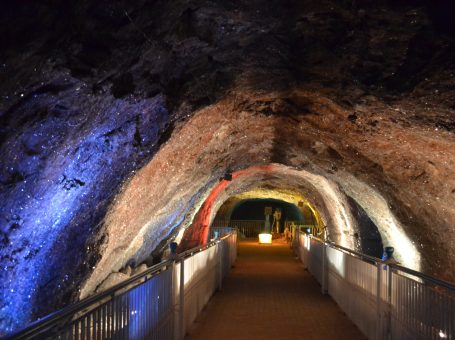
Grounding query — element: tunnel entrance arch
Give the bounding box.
[175,164,402,265]
[230,198,303,222]
[83,163,421,311]
[214,198,306,237]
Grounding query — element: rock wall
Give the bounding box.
[0,0,454,334]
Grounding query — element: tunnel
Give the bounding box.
[229,199,304,223]
[1,0,455,335]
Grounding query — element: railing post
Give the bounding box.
[376,262,383,340]
[302,233,309,270]
[171,261,179,340]
[297,232,310,270]
[218,240,223,291]
[293,230,299,258]
[303,233,308,270]
[178,259,185,340]
[321,241,328,294]
[234,230,238,263]
[299,232,311,271]
[386,266,393,339]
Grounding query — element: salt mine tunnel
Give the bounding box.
[0,0,455,335]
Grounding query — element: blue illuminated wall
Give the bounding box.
[0,78,169,334]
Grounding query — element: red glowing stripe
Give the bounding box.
[179,165,276,250]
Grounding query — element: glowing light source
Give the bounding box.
[258,233,272,244]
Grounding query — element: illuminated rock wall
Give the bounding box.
[0,82,169,332]
[1,0,454,334]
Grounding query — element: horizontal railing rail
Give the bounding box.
[6,231,238,340]
[295,232,455,340]
[211,220,263,237]
[388,263,455,291]
[327,237,455,290]
[177,232,233,259]
[326,240,382,265]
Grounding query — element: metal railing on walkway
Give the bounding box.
[294,231,455,340]
[6,230,237,340]
[211,220,315,238]
[211,220,263,238]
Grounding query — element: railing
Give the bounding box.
[294,232,455,340]
[209,227,234,240]
[211,220,316,238]
[211,220,263,238]
[6,230,238,340]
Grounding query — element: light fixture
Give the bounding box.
[223,171,232,181]
[258,233,272,244]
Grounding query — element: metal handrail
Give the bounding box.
[6,259,173,340]
[326,240,381,265]
[178,230,235,259]
[304,234,380,264]
[303,232,455,293]
[6,230,237,340]
[389,263,455,291]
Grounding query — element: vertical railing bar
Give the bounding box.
[119,295,123,340]
[136,287,139,339]
[401,277,405,336]
[94,310,97,340]
[422,286,431,338]
[412,280,416,336]
[126,293,130,340]
[87,312,91,340]
[141,282,145,340]
[96,307,100,340]
[91,311,94,340]
[131,289,135,340]
[73,321,78,340]
[141,280,148,338]
[137,285,141,339]
[109,299,114,340]
[101,303,105,340]
[122,293,131,339]
[376,263,382,340]
[408,278,412,337]
[179,259,185,340]
[217,241,223,291]
[81,316,85,340]
[90,311,94,340]
[124,294,128,340]
[115,296,120,340]
[70,321,74,340]
[387,267,393,339]
[88,312,93,340]
[154,274,158,333]
[117,296,122,340]
[105,300,109,340]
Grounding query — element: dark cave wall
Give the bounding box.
[0,82,169,329]
[347,196,383,258]
[0,0,454,334]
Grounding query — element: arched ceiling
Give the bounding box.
[1,0,455,335]
[80,92,438,299]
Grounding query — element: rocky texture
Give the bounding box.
[94,272,129,294]
[0,0,454,334]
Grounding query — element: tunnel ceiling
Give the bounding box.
[1,0,455,334]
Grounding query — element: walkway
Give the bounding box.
[186,239,365,340]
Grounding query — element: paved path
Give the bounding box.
[185,239,365,340]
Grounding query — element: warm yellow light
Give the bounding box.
[258,233,272,244]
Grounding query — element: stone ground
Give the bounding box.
[185,239,365,340]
